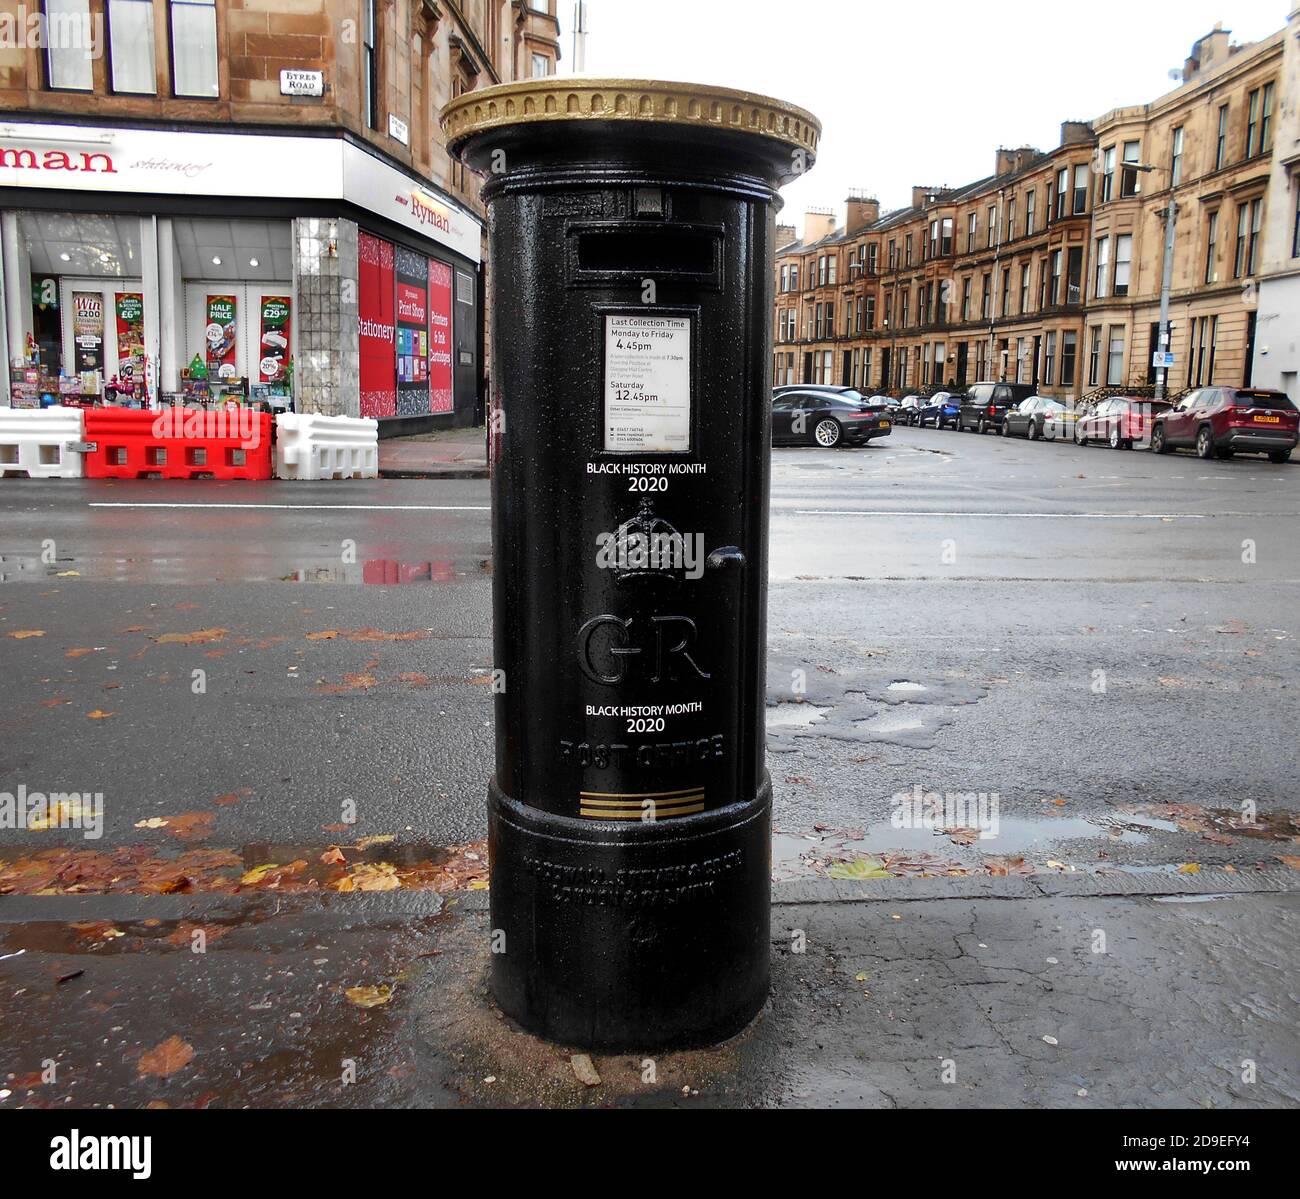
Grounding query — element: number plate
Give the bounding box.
[1254,415,1280,424]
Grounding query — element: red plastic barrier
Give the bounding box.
[83,409,274,481]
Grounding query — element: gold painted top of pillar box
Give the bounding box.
[441,78,820,160]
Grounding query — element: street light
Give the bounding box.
[1134,164,1176,402]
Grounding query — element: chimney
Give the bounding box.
[1184,23,1232,81]
[775,223,798,250]
[997,146,1042,175]
[1059,121,1093,147]
[996,148,1018,176]
[844,191,880,234]
[803,207,837,244]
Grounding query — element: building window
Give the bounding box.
[1088,326,1102,386]
[867,243,878,273]
[1215,104,1228,170]
[1113,234,1132,297]
[1047,180,1055,222]
[828,256,837,285]
[45,0,94,89]
[362,0,379,126]
[1049,250,1062,306]
[967,214,977,253]
[1100,147,1115,203]
[1072,164,1088,215]
[1019,264,1030,313]
[960,278,971,322]
[171,0,219,98]
[1094,236,1110,300]
[900,290,909,328]
[1066,247,1083,305]
[1106,328,1125,386]
[1055,169,1068,220]
[1043,332,1057,386]
[1061,331,1077,391]
[1246,197,1262,276]
[790,265,799,290]
[888,240,897,270]
[1000,267,1011,317]
[987,206,996,248]
[1205,211,1219,283]
[980,274,990,320]
[531,53,550,77]
[108,0,157,94]
[780,265,788,292]
[1260,82,1275,154]
[1120,141,1141,197]
[1234,204,1249,278]
[1170,126,1184,187]
[1025,189,1036,236]
[866,296,876,330]
[1246,88,1261,158]
[941,218,953,256]
[1006,199,1016,241]
[1293,185,1300,259]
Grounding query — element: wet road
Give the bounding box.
[0,427,1297,865]
[3,426,1298,1111]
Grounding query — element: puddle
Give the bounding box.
[853,710,929,736]
[886,681,928,694]
[765,703,829,731]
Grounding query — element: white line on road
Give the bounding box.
[87,503,490,511]
[793,510,1209,520]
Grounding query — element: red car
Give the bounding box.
[1150,387,1298,463]
[1075,396,1171,449]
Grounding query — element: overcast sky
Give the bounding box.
[573,0,1289,235]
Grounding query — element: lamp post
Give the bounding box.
[1135,163,1176,402]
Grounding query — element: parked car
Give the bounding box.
[1075,396,1172,449]
[896,395,925,426]
[771,389,893,448]
[957,382,1036,433]
[1002,396,1076,441]
[1150,387,1298,462]
[918,392,961,429]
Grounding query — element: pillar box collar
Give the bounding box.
[441,78,820,186]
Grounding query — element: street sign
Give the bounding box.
[279,70,324,98]
[1152,351,1175,369]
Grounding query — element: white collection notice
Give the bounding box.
[603,315,692,453]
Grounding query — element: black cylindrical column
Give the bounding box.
[443,80,819,1051]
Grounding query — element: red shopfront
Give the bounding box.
[359,231,456,421]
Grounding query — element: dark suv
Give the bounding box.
[1150,387,1298,462]
[957,382,1036,433]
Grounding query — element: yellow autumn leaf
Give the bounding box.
[467,879,490,891]
[55,570,80,577]
[345,984,393,1008]
[134,818,170,829]
[354,834,395,850]
[7,630,45,639]
[240,863,282,885]
[86,709,115,720]
[1177,863,1201,874]
[28,798,94,830]
[348,862,401,892]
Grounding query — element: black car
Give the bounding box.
[771,389,893,448]
[957,382,1036,433]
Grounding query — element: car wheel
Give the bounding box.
[1108,425,1122,450]
[978,419,989,435]
[1027,420,1039,441]
[813,417,842,448]
[1195,426,1214,460]
[1151,424,1170,454]
[1268,449,1292,464]
[1074,423,1087,446]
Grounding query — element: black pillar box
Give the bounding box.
[443,80,819,1051]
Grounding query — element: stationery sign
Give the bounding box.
[428,259,453,415]
[205,294,237,378]
[258,296,292,383]
[72,291,104,373]
[358,231,396,418]
[603,315,692,452]
[395,245,429,416]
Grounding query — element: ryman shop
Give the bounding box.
[0,120,482,429]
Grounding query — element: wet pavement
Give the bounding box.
[1,425,1297,1107]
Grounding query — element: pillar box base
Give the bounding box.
[487,775,772,1052]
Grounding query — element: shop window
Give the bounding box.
[109,0,157,94]
[170,0,218,98]
[44,0,94,90]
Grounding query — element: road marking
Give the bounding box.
[88,503,490,512]
[793,510,1208,520]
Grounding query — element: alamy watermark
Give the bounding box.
[0,785,103,840]
[891,783,1000,839]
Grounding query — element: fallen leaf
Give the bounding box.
[137,1035,194,1077]
[7,630,45,639]
[1276,855,1300,870]
[55,570,80,577]
[827,856,889,880]
[134,818,170,830]
[65,647,98,658]
[320,847,347,866]
[86,709,115,720]
[154,629,226,645]
[354,834,395,850]
[345,984,393,1008]
[165,812,215,843]
[570,1054,601,1087]
[1177,862,1201,874]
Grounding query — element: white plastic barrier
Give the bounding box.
[0,406,87,479]
[274,413,379,481]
